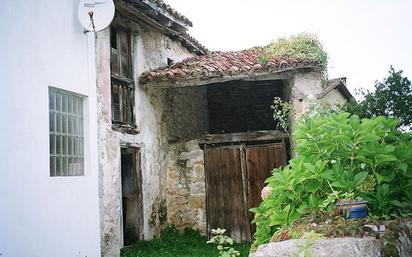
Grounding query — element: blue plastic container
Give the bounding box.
[335,201,368,219]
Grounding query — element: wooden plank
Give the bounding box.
[205,146,251,242]
[205,147,221,237]
[140,0,189,29]
[114,2,206,55]
[245,143,286,235]
[200,130,289,145]
[239,145,252,240]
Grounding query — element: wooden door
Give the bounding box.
[121,148,143,246]
[246,144,286,234]
[205,143,286,242]
[205,146,251,242]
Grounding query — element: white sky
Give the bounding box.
[166,0,412,93]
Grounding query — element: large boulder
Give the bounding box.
[250,237,381,257]
[250,221,412,257]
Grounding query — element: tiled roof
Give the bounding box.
[140,49,321,84]
[149,0,192,27]
[120,0,206,55]
[170,31,208,55]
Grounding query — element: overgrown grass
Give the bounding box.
[120,227,250,257]
[259,33,327,66]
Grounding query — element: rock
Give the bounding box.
[190,182,205,194]
[191,165,205,180]
[250,221,412,257]
[189,195,205,209]
[250,237,381,257]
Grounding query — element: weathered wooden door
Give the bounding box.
[121,148,143,246]
[246,144,286,235]
[205,143,286,242]
[205,146,251,242]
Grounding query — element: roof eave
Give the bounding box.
[318,77,354,100]
[115,0,207,55]
[336,83,354,100]
[140,66,322,89]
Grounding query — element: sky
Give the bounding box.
[165,0,412,94]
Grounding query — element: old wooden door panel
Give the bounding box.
[206,146,251,242]
[121,148,143,246]
[246,143,286,234]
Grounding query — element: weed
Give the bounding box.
[121,227,250,257]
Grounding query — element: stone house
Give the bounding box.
[137,48,353,245]
[0,0,352,257]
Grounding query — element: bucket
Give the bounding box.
[335,201,368,219]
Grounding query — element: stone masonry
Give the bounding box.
[166,140,207,234]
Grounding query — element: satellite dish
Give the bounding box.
[78,0,115,32]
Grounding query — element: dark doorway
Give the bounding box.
[205,142,286,242]
[121,148,143,246]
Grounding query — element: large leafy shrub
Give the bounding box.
[251,111,412,250]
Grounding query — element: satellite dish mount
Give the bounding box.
[78,0,115,33]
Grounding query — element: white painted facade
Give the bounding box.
[0,1,101,257]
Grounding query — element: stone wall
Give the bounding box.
[165,140,207,234]
[290,71,323,121]
[95,15,198,257]
[162,87,209,143]
[288,71,323,154]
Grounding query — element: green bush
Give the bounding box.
[251,111,412,250]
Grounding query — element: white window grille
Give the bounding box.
[49,88,84,176]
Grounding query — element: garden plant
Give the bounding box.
[251,104,412,252]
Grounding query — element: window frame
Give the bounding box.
[49,87,85,177]
[110,26,136,128]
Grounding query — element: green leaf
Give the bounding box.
[305,180,321,193]
[399,163,408,172]
[303,163,316,173]
[308,194,320,208]
[272,173,285,183]
[389,200,404,207]
[354,172,368,188]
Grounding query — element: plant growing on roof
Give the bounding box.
[259,33,328,81]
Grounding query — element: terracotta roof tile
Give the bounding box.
[173,31,208,55]
[140,49,321,84]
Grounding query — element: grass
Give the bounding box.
[120,227,250,257]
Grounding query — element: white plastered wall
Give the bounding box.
[0,1,101,257]
[322,88,348,107]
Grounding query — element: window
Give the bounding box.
[111,27,135,126]
[49,88,84,176]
